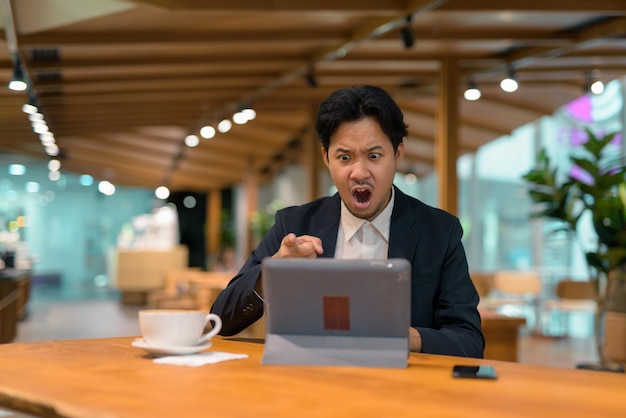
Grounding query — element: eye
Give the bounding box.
[338,154,350,161]
[369,153,381,160]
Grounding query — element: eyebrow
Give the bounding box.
[333,145,384,154]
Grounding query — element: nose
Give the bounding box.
[350,158,370,181]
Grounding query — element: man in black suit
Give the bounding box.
[211,85,484,358]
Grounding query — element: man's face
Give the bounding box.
[322,117,404,221]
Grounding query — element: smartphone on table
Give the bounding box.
[452,365,497,380]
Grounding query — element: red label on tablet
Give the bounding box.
[323,296,350,330]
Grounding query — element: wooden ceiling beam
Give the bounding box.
[127,0,626,13]
[49,122,189,137]
[126,0,407,12]
[399,100,514,138]
[181,148,250,170]
[17,32,344,46]
[70,133,181,155]
[59,166,153,186]
[440,0,626,12]
[59,152,169,181]
[15,27,579,47]
[62,142,174,170]
[220,0,449,115]
[34,77,280,95]
[191,135,284,158]
[506,17,626,70]
[165,175,232,192]
[172,161,244,182]
[27,59,306,72]
[37,89,245,105]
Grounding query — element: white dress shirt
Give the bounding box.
[334,187,394,259]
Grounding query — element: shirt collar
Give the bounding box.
[340,187,395,242]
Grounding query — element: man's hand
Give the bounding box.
[255,233,324,298]
[409,327,422,352]
[272,233,323,259]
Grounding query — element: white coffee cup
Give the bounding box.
[139,309,222,347]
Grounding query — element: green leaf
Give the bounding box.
[526,129,626,283]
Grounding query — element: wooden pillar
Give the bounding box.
[245,160,259,255]
[304,106,321,201]
[436,57,459,216]
[206,188,222,256]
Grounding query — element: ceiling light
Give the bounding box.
[32,121,49,134]
[500,68,518,93]
[217,119,232,133]
[8,61,27,91]
[98,181,116,196]
[184,134,200,147]
[591,80,605,95]
[400,15,415,49]
[28,112,43,122]
[463,78,481,101]
[242,107,256,121]
[233,111,248,124]
[200,125,216,139]
[22,103,38,114]
[48,171,61,182]
[40,135,55,147]
[45,144,59,156]
[155,186,170,200]
[48,159,61,171]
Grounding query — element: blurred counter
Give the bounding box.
[107,245,188,305]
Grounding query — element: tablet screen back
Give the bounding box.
[261,257,411,368]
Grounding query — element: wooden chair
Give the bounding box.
[146,268,202,310]
[470,272,495,298]
[186,271,234,312]
[603,311,626,365]
[542,280,596,337]
[480,270,542,329]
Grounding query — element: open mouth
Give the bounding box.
[353,189,372,205]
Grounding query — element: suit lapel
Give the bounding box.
[312,193,341,258]
[388,187,421,260]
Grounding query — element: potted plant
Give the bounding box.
[522,128,626,369]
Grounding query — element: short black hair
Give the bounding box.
[315,85,408,152]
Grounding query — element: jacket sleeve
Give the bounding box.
[210,213,286,336]
[414,219,484,358]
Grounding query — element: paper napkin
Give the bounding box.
[153,351,248,367]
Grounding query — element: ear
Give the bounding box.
[321,147,330,169]
[395,142,405,164]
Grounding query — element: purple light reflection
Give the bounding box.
[566,96,593,123]
[570,165,594,186]
[610,132,623,147]
[571,129,588,146]
[557,127,590,147]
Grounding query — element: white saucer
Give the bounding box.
[131,338,212,356]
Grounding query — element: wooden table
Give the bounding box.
[0,337,624,418]
[481,308,526,362]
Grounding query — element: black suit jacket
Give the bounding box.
[211,186,485,358]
